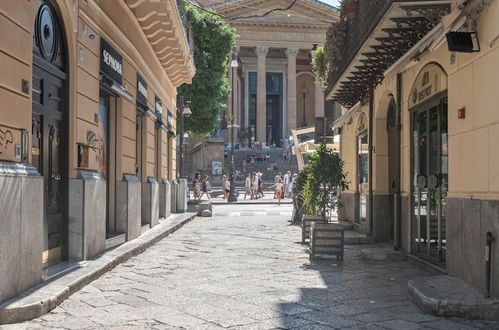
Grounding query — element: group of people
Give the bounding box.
[193,173,212,200]
[270,171,297,204]
[243,172,264,200]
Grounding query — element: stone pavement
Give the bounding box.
[7,204,499,329]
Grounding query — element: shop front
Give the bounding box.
[0,0,194,304]
[409,64,448,267]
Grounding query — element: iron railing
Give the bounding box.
[330,0,438,89]
[176,0,194,56]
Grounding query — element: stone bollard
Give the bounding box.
[197,201,212,217]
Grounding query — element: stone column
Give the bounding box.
[255,46,268,143]
[286,48,298,134]
[314,78,325,117]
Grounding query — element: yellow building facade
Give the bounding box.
[328,0,499,297]
[0,0,194,303]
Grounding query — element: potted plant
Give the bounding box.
[296,144,349,257]
[341,0,358,20]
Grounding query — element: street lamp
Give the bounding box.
[178,95,191,179]
[228,45,239,203]
[299,81,309,127]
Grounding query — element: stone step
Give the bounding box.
[353,222,368,234]
[344,231,374,245]
[408,275,499,321]
[361,248,406,262]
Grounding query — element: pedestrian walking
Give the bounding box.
[193,173,202,200]
[257,173,264,198]
[270,179,284,205]
[251,172,259,199]
[244,173,252,199]
[222,175,228,199]
[283,171,290,198]
[200,175,211,199]
[224,176,231,200]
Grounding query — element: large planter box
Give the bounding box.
[309,222,344,261]
[302,215,323,244]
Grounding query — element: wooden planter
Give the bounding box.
[309,222,344,261]
[302,215,323,244]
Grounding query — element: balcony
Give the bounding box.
[327,0,451,107]
[176,0,195,57]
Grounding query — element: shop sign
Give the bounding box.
[167,111,173,131]
[155,95,162,115]
[136,73,147,106]
[100,38,123,85]
[409,63,448,108]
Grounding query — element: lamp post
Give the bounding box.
[177,95,191,179]
[300,81,309,127]
[228,45,239,203]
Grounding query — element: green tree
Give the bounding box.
[178,3,235,135]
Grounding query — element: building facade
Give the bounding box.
[0,0,194,303]
[328,0,499,297]
[203,0,339,146]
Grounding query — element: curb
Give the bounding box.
[408,275,499,321]
[0,213,197,325]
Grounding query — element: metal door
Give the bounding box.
[32,0,68,266]
[411,96,448,265]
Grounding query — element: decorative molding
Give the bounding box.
[255,46,269,57]
[285,47,299,58]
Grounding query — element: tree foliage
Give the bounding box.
[178,3,235,135]
[298,144,349,220]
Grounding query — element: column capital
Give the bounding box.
[255,46,269,57]
[285,47,299,58]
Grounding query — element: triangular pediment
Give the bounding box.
[210,0,338,27]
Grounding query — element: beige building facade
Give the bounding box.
[328,0,499,297]
[204,0,339,146]
[0,0,194,303]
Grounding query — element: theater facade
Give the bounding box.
[203,0,339,146]
[0,0,194,303]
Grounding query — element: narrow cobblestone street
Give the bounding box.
[9,204,499,330]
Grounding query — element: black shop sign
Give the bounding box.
[100,38,123,85]
[136,73,148,107]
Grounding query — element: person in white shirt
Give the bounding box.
[244,173,252,199]
[283,172,290,198]
[224,176,231,200]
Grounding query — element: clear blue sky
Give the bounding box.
[318,0,340,8]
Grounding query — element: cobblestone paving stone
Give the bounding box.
[6,204,499,329]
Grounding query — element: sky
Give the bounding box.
[318,0,340,8]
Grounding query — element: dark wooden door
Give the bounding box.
[32,0,68,266]
[266,95,281,146]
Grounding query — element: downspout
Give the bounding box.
[368,85,374,237]
[395,73,402,250]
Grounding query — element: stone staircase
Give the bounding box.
[224,147,299,185]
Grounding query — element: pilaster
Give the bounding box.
[286,47,299,134]
[255,46,268,143]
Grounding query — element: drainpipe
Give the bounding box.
[486,231,494,298]
[395,73,402,250]
[368,85,374,237]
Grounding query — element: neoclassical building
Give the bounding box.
[201,0,339,146]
